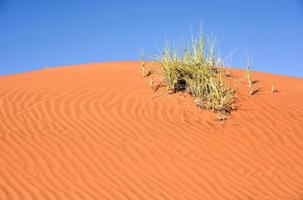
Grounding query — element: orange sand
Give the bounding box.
[0,61,303,199]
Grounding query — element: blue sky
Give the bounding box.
[0,0,302,76]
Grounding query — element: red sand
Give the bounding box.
[0,61,303,199]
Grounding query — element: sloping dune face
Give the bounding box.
[0,62,303,200]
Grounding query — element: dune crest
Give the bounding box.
[0,62,303,200]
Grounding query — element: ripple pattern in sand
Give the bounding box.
[0,62,303,200]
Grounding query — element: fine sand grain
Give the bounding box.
[0,62,303,199]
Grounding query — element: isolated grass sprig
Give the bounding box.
[245,57,255,95]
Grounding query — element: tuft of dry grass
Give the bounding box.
[245,58,255,95]
[140,29,271,120]
[140,59,153,78]
[156,31,235,120]
[141,60,146,77]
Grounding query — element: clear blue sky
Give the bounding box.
[1,0,302,76]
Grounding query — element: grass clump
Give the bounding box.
[271,82,276,93]
[141,60,146,77]
[245,58,255,95]
[140,51,153,78]
[158,31,235,120]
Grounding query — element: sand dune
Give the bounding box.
[0,61,303,200]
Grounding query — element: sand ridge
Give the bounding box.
[0,61,303,199]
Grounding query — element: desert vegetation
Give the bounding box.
[245,58,255,95]
[141,31,236,120]
[271,82,276,93]
[140,29,281,120]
